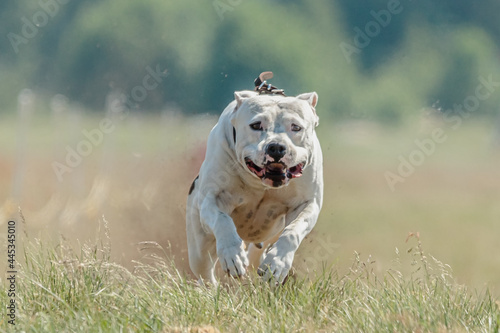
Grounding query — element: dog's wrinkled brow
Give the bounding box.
[277,102,306,118]
[246,100,280,114]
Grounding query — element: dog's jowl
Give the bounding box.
[186,73,323,285]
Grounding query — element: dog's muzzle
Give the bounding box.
[245,157,304,187]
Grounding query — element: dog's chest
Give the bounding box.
[231,197,288,243]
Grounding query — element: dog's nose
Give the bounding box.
[266,143,287,161]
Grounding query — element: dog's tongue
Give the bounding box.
[267,163,286,174]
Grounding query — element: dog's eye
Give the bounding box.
[249,122,263,131]
[291,124,302,132]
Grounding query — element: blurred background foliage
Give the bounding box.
[1,0,500,121]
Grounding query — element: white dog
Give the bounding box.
[186,73,323,285]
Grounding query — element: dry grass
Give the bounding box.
[1,224,499,332]
[1,111,500,294]
[1,110,500,331]
[0,113,213,278]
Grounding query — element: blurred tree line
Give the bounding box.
[1,0,499,121]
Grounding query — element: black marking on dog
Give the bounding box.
[188,175,199,195]
[215,190,232,213]
[263,171,286,187]
[267,210,274,218]
[248,225,254,231]
[255,197,265,211]
[246,211,254,219]
[254,242,263,249]
[248,230,262,238]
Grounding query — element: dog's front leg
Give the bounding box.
[258,200,321,283]
[200,194,249,278]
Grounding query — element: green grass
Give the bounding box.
[2,115,500,331]
[2,225,499,332]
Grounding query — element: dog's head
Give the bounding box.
[231,90,319,188]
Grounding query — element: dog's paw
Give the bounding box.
[257,247,294,284]
[217,241,249,278]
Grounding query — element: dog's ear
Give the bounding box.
[234,90,257,111]
[296,92,319,127]
[296,92,318,108]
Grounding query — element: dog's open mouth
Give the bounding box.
[245,158,304,184]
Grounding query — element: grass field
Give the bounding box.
[1,107,500,331]
[2,228,500,332]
